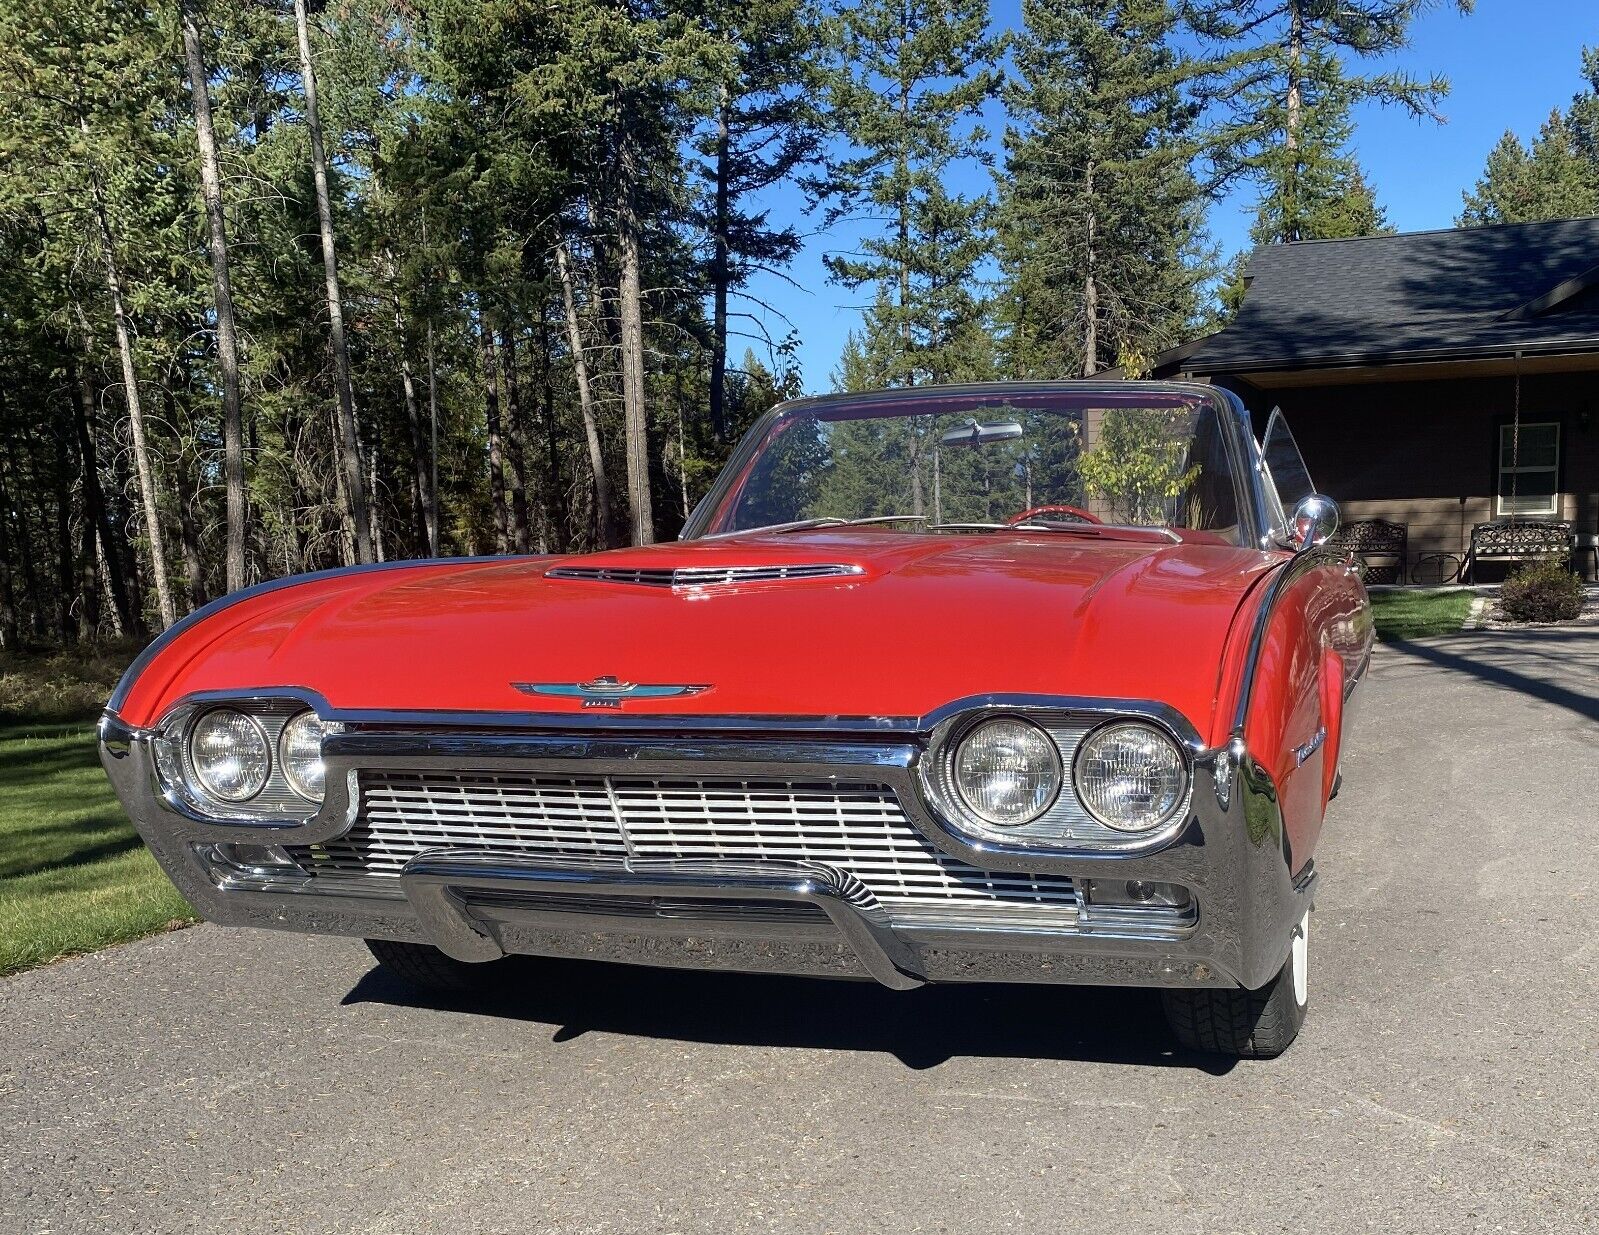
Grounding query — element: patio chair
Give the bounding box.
[1329,518,1408,585]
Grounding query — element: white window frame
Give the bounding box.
[1496,421,1560,518]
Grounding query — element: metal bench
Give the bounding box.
[1330,518,1408,585]
[1462,520,1573,583]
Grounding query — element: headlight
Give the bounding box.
[278,710,329,802]
[1073,721,1189,832]
[189,708,271,802]
[951,717,1062,827]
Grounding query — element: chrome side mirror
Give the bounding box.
[1289,494,1339,551]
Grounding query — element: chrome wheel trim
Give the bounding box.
[1291,909,1310,1008]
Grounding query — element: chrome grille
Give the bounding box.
[288,772,1078,929]
[544,563,863,588]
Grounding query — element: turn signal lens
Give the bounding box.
[278,710,329,802]
[189,709,271,802]
[951,717,1062,827]
[1073,721,1189,832]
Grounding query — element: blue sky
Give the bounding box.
[738,0,1597,392]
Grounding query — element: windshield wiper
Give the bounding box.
[768,514,929,534]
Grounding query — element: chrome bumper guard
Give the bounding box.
[402,851,926,990]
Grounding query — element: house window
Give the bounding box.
[1496,421,1560,517]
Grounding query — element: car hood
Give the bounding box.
[116,531,1279,740]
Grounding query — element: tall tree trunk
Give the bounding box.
[1285,1,1303,151]
[616,135,654,546]
[425,319,441,555]
[367,430,385,563]
[499,325,532,552]
[51,430,77,641]
[172,444,209,611]
[537,307,568,552]
[709,86,732,441]
[1082,162,1099,377]
[0,467,16,648]
[0,452,48,639]
[294,0,372,564]
[71,360,136,635]
[390,280,433,554]
[556,241,613,548]
[0,459,28,645]
[83,133,177,630]
[898,70,912,381]
[1284,0,1303,242]
[479,319,510,553]
[180,0,247,593]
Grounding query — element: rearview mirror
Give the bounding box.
[1289,494,1339,552]
[939,420,1023,448]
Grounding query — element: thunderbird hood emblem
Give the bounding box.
[513,676,711,708]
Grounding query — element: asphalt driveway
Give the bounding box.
[3,629,1596,1234]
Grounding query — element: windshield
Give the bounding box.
[694,387,1248,544]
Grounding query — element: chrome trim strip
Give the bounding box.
[118,689,1214,745]
[399,850,927,989]
[544,563,865,588]
[1229,546,1344,739]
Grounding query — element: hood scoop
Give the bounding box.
[544,562,865,589]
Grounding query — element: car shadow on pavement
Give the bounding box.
[343,956,1237,1075]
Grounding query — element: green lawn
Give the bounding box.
[1368,588,1475,642]
[1,647,195,977]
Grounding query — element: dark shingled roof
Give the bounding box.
[1185,217,1599,374]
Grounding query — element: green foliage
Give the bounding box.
[0,641,143,722]
[1459,108,1599,226]
[1189,0,1466,246]
[821,0,1000,387]
[1498,561,1585,624]
[1079,406,1201,524]
[997,0,1214,378]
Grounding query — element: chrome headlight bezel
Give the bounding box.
[150,695,339,825]
[917,703,1198,852]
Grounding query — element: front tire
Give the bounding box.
[365,938,509,994]
[1162,910,1310,1058]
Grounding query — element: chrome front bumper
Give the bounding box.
[99,714,1313,992]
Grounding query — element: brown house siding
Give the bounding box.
[1231,373,1599,579]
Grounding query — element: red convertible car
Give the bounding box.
[100,382,1371,1058]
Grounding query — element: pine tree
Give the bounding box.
[997,0,1213,378]
[1246,85,1391,242]
[696,0,824,440]
[822,0,1001,387]
[1191,0,1472,244]
[1459,111,1599,226]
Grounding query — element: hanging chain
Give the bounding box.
[1508,352,1522,522]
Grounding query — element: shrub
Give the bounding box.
[1498,560,1585,624]
[0,640,143,722]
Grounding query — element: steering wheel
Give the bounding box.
[1006,504,1101,527]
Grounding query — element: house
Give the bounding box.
[1151,217,1599,581]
